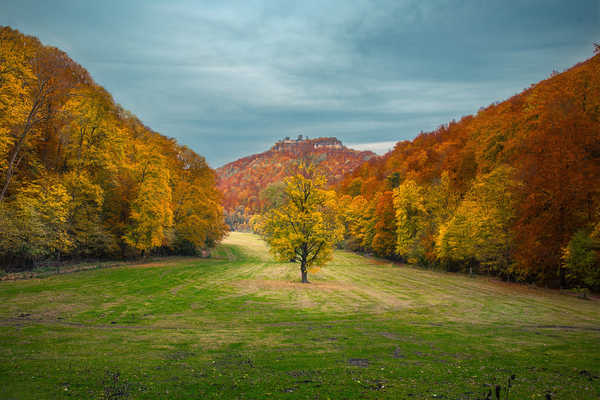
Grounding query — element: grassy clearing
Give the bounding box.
[0,232,598,399]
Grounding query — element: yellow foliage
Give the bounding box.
[0,27,226,265]
[0,176,73,259]
[123,152,173,252]
[393,179,427,261]
[257,164,344,281]
[435,165,518,274]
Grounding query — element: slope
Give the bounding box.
[0,232,598,398]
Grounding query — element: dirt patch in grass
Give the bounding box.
[348,358,370,367]
[169,284,190,296]
[380,332,400,340]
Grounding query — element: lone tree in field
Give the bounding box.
[257,164,344,283]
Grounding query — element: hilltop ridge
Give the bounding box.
[216,136,375,226]
[272,136,343,152]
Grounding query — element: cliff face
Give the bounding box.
[217,137,375,214]
[271,137,343,153]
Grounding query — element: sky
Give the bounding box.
[1,1,599,167]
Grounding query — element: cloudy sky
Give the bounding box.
[1,1,599,167]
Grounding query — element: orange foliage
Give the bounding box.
[217,137,375,226]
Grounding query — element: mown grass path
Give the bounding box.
[0,232,599,399]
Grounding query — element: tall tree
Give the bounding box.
[123,151,173,255]
[513,90,600,284]
[0,29,89,202]
[436,165,517,276]
[371,191,397,258]
[257,164,344,283]
[393,179,427,263]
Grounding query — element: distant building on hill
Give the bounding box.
[273,137,344,152]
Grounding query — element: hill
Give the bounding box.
[217,136,375,227]
[335,51,600,288]
[0,26,226,268]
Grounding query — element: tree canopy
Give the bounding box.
[256,164,344,283]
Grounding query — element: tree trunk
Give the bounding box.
[0,85,45,203]
[300,262,309,283]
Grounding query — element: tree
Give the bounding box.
[371,191,397,258]
[63,170,117,257]
[259,181,286,212]
[0,176,73,265]
[561,228,600,291]
[122,151,173,255]
[341,195,369,251]
[393,179,427,263]
[513,91,600,285]
[257,164,344,283]
[171,148,226,253]
[0,32,89,202]
[0,27,227,268]
[436,165,517,276]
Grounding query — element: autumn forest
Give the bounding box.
[0,27,227,268]
[220,47,600,292]
[1,26,600,291]
[334,48,600,290]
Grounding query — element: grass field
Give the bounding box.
[0,232,599,399]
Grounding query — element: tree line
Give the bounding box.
[0,27,226,269]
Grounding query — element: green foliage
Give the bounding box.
[562,229,600,290]
[259,181,287,212]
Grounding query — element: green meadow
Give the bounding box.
[0,232,598,399]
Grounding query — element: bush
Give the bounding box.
[562,230,600,291]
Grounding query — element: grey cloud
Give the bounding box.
[1,0,598,166]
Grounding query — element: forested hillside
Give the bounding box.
[217,136,374,229]
[0,27,226,268]
[336,51,600,290]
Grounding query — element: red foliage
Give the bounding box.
[371,191,397,258]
